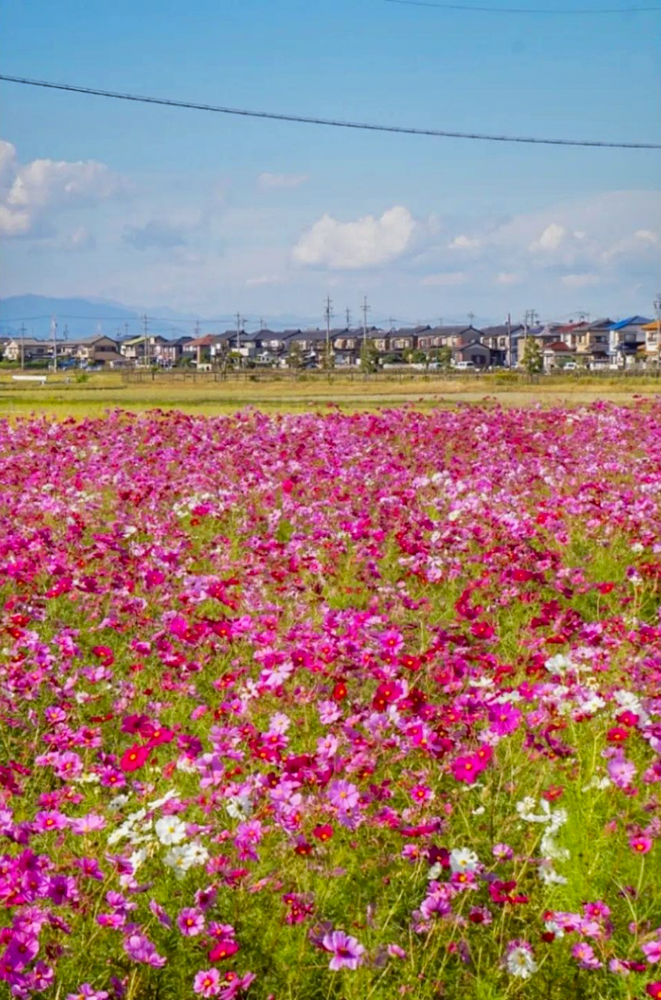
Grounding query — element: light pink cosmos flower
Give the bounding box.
[193,968,221,997]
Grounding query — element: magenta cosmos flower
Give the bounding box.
[322,930,365,970]
[630,835,653,855]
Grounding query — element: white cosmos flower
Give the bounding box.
[148,789,180,810]
[545,653,574,675]
[164,844,195,874]
[506,946,537,979]
[108,794,130,810]
[449,848,479,874]
[176,756,198,774]
[226,796,252,820]
[129,847,149,871]
[155,816,187,846]
[107,821,134,846]
[538,861,568,885]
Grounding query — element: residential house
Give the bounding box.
[607,316,652,363]
[480,324,523,367]
[452,340,491,368]
[75,335,123,367]
[641,320,660,362]
[418,325,482,352]
[4,338,51,363]
[120,335,169,364]
[574,318,612,362]
[182,334,225,366]
[388,327,421,354]
[153,336,193,366]
[555,322,588,352]
[542,341,575,371]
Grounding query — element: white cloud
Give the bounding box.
[635,229,658,244]
[123,219,189,251]
[448,234,481,250]
[560,273,601,288]
[495,272,522,285]
[421,271,468,286]
[293,205,415,270]
[0,138,126,238]
[529,223,567,253]
[258,172,309,190]
[245,274,284,287]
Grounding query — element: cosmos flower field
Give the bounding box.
[1,403,661,1000]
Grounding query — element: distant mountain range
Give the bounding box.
[0,296,331,339]
[0,295,207,340]
[0,295,495,339]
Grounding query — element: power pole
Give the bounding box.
[236,312,242,365]
[345,307,351,329]
[142,314,149,366]
[654,293,661,366]
[507,312,512,369]
[362,296,370,349]
[19,322,26,370]
[324,295,333,368]
[468,312,475,327]
[388,317,397,331]
[194,319,201,338]
[51,315,58,372]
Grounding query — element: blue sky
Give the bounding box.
[1,0,660,326]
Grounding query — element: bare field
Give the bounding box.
[0,369,660,416]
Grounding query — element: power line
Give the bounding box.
[385,0,660,13]
[0,74,658,150]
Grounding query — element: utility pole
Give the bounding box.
[654,293,661,366]
[361,296,370,374]
[51,315,58,372]
[362,296,370,349]
[388,317,397,332]
[194,319,201,338]
[345,307,351,329]
[19,322,26,370]
[507,312,513,370]
[235,312,242,366]
[324,296,333,368]
[124,321,129,340]
[142,314,149,366]
[468,311,475,327]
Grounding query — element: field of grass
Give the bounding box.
[1,368,661,416]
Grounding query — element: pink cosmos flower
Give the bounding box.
[193,969,221,997]
[66,986,109,1000]
[123,932,166,967]
[322,930,365,970]
[452,756,482,784]
[630,835,653,855]
[120,744,151,773]
[34,810,69,832]
[208,940,239,963]
[572,942,602,969]
[327,780,360,810]
[643,940,661,964]
[177,908,205,936]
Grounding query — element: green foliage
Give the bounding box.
[521,337,543,375]
[360,340,380,373]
